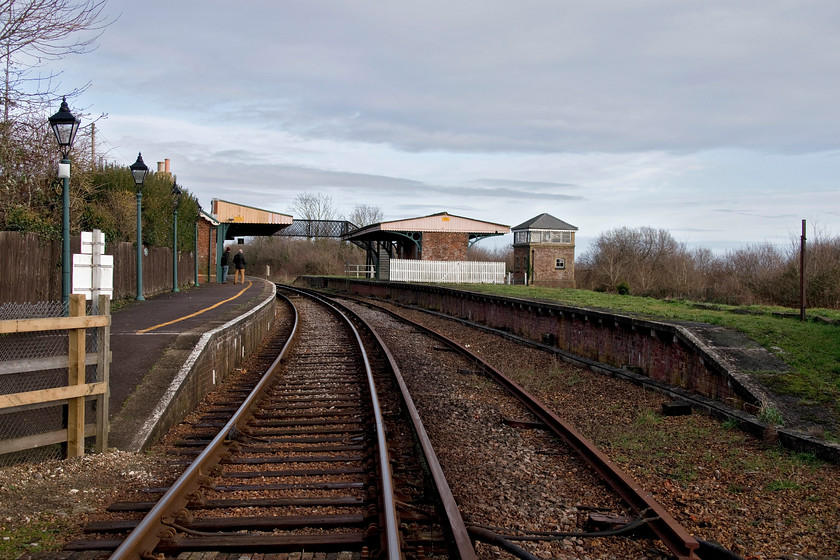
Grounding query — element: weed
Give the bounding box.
[758,405,785,426]
[792,451,822,467]
[721,418,739,430]
[565,371,583,387]
[633,408,661,428]
[0,517,75,560]
[766,479,802,491]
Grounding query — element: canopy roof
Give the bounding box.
[343,211,509,242]
[212,199,292,239]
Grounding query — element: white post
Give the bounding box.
[91,229,104,313]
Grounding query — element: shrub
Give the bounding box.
[616,281,631,295]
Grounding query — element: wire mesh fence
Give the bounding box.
[0,300,104,467]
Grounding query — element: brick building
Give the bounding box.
[343,212,509,279]
[197,200,292,282]
[512,213,578,287]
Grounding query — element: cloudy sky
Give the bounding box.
[56,0,840,254]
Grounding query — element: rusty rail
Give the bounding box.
[319,290,478,560]
[346,296,702,560]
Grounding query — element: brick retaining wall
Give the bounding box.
[303,277,758,410]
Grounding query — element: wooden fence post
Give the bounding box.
[95,294,111,453]
[67,294,86,458]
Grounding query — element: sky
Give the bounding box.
[53,0,840,255]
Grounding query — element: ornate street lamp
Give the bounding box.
[130,153,149,301]
[194,204,201,287]
[48,97,81,310]
[171,181,183,292]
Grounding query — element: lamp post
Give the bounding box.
[130,153,149,301]
[194,204,201,286]
[48,97,81,310]
[171,182,182,292]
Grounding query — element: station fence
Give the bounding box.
[0,294,110,466]
[390,259,506,284]
[345,264,376,278]
[1,230,195,305]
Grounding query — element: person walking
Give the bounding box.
[220,246,231,283]
[233,248,246,284]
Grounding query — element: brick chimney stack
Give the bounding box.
[155,158,173,176]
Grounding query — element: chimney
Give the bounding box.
[165,158,171,174]
[157,161,165,173]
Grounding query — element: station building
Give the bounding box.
[512,213,578,287]
[197,199,292,282]
[343,212,510,280]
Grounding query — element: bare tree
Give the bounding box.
[347,203,383,228]
[292,192,340,238]
[1,0,110,120]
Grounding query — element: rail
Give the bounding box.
[348,297,702,560]
[109,292,299,560]
[281,285,402,560]
[318,290,477,560]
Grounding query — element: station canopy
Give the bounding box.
[343,211,510,245]
[211,199,292,239]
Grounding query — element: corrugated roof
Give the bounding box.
[512,213,578,231]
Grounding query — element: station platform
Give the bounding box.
[107,277,276,451]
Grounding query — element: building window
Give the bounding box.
[555,258,565,270]
[550,231,572,243]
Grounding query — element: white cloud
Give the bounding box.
[48,0,840,253]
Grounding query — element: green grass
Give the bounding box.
[454,284,840,416]
[0,517,75,560]
[766,479,803,491]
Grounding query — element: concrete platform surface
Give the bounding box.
[107,277,275,450]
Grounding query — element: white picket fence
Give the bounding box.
[390,259,506,283]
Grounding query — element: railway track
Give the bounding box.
[60,289,473,560]
[40,285,737,560]
[321,290,723,560]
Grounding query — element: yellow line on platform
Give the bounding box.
[136,282,252,334]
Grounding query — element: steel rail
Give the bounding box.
[323,292,478,560]
[281,286,401,560]
[343,296,702,560]
[109,293,299,560]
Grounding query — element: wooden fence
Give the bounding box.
[0,294,110,459]
[0,231,196,304]
[390,258,506,283]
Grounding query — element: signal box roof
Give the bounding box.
[512,213,578,231]
[212,199,293,239]
[343,211,510,242]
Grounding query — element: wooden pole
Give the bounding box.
[67,294,87,457]
[800,219,806,322]
[95,295,111,453]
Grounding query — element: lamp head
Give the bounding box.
[48,97,81,158]
[172,182,183,208]
[130,152,149,190]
